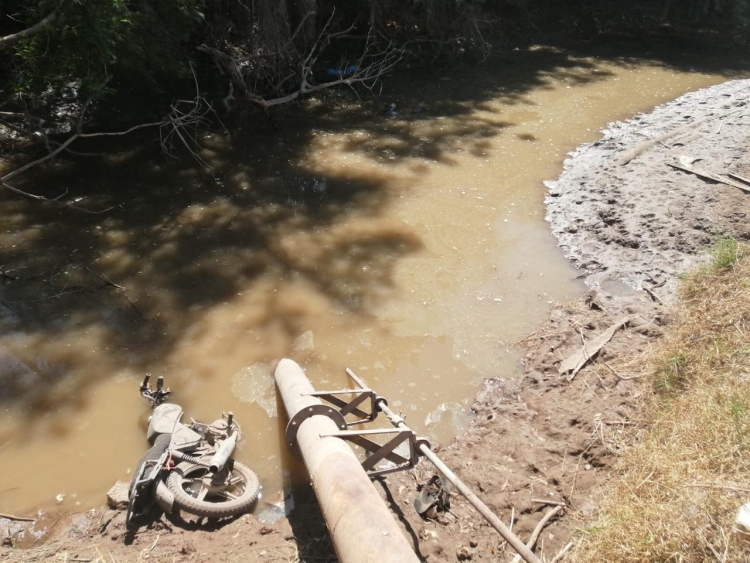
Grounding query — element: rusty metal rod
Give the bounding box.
[345,368,542,563]
[275,359,420,563]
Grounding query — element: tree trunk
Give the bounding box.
[288,0,317,46]
[256,0,293,54]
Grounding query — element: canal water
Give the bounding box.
[0,45,741,515]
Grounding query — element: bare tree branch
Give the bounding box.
[0,72,213,212]
[0,1,66,49]
[1,130,80,183]
[200,9,403,112]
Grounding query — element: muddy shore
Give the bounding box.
[3,79,750,562]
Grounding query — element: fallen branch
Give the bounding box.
[0,512,35,522]
[0,1,65,49]
[509,506,563,563]
[0,70,213,211]
[201,10,403,112]
[642,285,665,306]
[549,541,574,563]
[668,156,750,194]
[728,172,750,186]
[619,103,749,166]
[140,533,160,559]
[531,498,566,507]
[559,317,630,380]
[2,131,80,184]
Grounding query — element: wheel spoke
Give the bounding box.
[168,461,259,515]
[196,484,209,501]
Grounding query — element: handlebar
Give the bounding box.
[139,373,171,406]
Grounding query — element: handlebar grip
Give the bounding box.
[141,374,150,388]
[156,376,164,390]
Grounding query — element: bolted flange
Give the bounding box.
[285,404,347,459]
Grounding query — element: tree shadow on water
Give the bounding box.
[1,38,749,417]
[0,126,422,414]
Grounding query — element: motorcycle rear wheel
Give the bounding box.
[166,460,260,519]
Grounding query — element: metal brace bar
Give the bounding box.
[323,429,402,437]
[320,429,418,477]
[299,368,422,477]
[314,391,374,423]
[361,432,414,472]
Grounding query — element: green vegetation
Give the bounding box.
[579,240,750,562]
[1,0,749,130]
[712,235,742,270]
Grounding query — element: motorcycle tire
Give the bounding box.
[166,459,260,519]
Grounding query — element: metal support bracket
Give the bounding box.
[293,368,428,476]
[320,428,419,477]
[304,388,377,425]
[285,404,347,460]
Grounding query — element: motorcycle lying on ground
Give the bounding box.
[126,375,260,528]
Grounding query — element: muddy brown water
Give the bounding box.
[0,46,742,517]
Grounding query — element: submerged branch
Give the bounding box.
[0,73,212,212]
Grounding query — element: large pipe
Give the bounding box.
[345,369,541,563]
[275,359,420,563]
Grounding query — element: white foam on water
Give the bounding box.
[230,362,277,418]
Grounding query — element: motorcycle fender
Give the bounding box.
[154,480,175,514]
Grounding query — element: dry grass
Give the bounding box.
[577,240,750,562]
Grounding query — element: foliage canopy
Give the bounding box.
[0,0,748,128]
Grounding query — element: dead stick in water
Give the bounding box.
[509,506,563,563]
[84,265,147,321]
[0,512,35,522]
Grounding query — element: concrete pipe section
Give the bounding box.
[275,359,420,563]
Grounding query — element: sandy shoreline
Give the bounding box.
[4,79,750,562]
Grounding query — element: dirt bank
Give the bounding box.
[3,79,750,562]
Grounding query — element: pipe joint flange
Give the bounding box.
[415,436,432,454]
[285,404,347,459]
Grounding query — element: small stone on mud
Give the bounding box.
[106,481,130,510]
[0,520,25,547]
[457,545,473,560]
